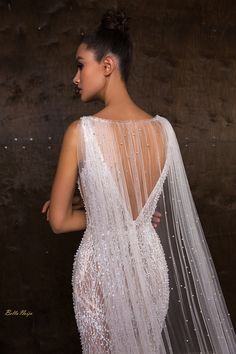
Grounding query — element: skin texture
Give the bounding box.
[41,43,162,233]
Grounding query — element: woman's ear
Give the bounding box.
[103,55,117,77]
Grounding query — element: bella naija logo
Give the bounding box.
[4,309,33,317]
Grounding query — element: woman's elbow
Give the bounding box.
[50,223,63,234]
[48,215,65,234]
[51,225,63,234]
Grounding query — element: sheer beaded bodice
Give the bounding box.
[76,115,169,225]
[71,114,236,354]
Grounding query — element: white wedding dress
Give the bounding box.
[72,114,236,353]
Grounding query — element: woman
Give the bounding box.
[42,8,236,354]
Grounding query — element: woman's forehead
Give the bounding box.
[76,44,94,60]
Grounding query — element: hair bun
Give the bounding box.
[98,8,130,34]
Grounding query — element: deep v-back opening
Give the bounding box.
[79,115,171,225]
[93,141,170,224]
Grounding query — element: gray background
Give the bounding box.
[0,0,235,353]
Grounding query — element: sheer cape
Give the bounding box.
[75,114,236,353]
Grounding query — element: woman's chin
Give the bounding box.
[79,91,85,101]
[81,93,96,103]
[80,94,89,102]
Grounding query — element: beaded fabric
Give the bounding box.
[72,114,236,353]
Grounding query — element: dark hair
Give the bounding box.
[79,8,133,84]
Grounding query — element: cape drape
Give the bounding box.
[72,114,236,353]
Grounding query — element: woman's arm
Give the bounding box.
[48,119,87,234]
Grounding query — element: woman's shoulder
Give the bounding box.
[66,118,81,131]
[62,119,81,147]
[157,114,174,128]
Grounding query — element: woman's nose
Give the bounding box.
[73,72,80,85]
